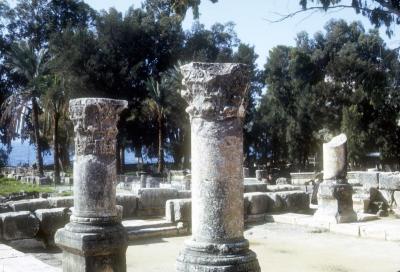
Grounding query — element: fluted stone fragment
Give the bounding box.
[323,133,347,180]
[314,134,357,223]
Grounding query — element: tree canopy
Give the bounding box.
[252,20,400,170]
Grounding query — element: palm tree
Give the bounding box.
[144,77,170,174]
[42,75,69,184]
[1,41,48,176]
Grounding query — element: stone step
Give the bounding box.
[127,225,188,241]
[0,243,60,272]
[123,218,171,227]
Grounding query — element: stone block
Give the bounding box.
[275,191,310,211]
[47,196,74,208]
[147,177,163,188]
[166,199,192,223]
[116,193,138,218]
[55,224,127,272]
[393,191,400,208]
[378,189,394,206]
[36,176,51,185]
[243,167,250,178]
[255,170,268,181]
[10,198,50,212]
[352,194,370,213]
[290,172,317,185]
[244,178,259,183]
[0,211,39,240]
[275,177,288,185]
[0,204,12,213]
[265,193,284,212]
[244,193,269,215]
[171,179,191,191]
[35,208,70,246]
[347,171,379,190]
[137,188,178,216]
[267,185,301,192]
[244,183,268,193]
[63,177,73,185]
[379,172,400,190]
[177,190,191,199]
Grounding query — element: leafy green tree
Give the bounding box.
[259,20,400,169]
[169,0,218,18]
[5,0,95,49]
[298,0,400,36]
[1,42,48,175]
[42,74,70,183]
[233,43,264,166]
[182,22,239,62]
[143,77,169,173]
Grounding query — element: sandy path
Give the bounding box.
[126,223,400,272]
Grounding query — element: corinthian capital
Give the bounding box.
[180,62,249,120]
[69,98,128,156]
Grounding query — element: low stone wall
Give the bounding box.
[245,191,310,215]
[136,188,180,216]
[290,172,318,185]
[166,190,311,225]
[2,167,73,185]
[290,171,400,215]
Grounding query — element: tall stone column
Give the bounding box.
[55,98,128,272]
[314,134,357,223]
[176,62,260,271]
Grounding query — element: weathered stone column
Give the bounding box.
[176,62,260,271]
[314,134,357,223]
[55,98,128,272]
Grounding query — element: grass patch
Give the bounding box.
[0,177,55,196]
[60,191,73,196]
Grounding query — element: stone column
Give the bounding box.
[176,62,260,271]
[140,173,147,188]
[243,167,250,178]
[314,134,357,223]
[55,98,128,272]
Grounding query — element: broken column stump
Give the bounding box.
[314,133,357,223]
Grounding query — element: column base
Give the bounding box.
[314,181,357,224]
[176,239,260,272]
[55,222,127,272]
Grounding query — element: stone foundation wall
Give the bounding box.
[2,167,73,185]
[166,190,310,225]
[290,171,400,215]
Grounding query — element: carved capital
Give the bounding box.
[69,98,128,156]
[180,62,249,120]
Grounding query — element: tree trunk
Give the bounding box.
[116,139,121,175]
[120,144,125,174]
[60,141,70,170]
[53,113,61,184]
[32,97,44,176]
[157,115,164,174]
[183,127,191,169]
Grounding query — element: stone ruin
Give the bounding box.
[2,62,400,271]
[55,98,128,271]
[314,134,357,223]
[176,62,260,271]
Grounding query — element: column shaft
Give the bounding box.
[176,62,260,272]
[55,98,128,272]
[191,118,244,242]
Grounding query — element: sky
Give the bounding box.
[82,0,400,68]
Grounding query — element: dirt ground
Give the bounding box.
[126,223,400,272]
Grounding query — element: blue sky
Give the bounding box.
[83,0,400,68]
